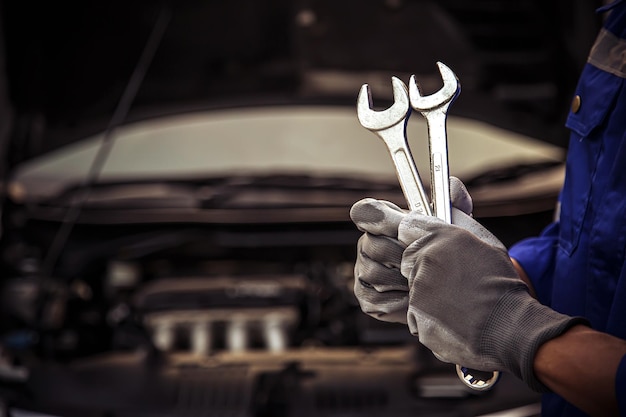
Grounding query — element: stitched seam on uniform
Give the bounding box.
[588,28,626,78]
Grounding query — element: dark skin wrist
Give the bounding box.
[511,259,625,416]
[533,325,626,417]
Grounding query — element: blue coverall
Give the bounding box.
[508,1,626,415]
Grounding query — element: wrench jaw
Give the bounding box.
[408,63,459,223]
[357,77,410,131]
[356,77,431,216]
[408,62,460,111]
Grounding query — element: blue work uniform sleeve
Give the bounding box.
[508,222,559,306]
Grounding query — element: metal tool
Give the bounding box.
[357,63,500,391]
[409,62,500,392]
[357,76,431,216]
[409,62,458,223]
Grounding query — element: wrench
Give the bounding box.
[408,62,459,223]
[409,62,500,391]
[357,76,431,216]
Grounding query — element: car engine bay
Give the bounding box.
[0,192,543,416]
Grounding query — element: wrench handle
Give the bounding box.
[431,151,451,222]
[391,149,431,216]
[375,123,432,217]
[424,110,452,223]
[423,108,501,392]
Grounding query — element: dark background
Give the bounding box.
[1,0,603,166]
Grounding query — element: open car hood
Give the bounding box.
[0,0,602,170]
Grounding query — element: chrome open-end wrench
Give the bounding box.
[408,62,459,223]
[357,76,431,216]
[409,62,500,391]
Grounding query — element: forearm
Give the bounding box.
[534,325,626,417]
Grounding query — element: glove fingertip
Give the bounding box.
[450,176,473,215]
[350,199,405,237]
[350,198,377,220]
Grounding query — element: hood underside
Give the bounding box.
[0,0,602,168]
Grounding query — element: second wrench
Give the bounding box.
[409,62,459,223]
[357,76,431,216]
[410,62,500,391]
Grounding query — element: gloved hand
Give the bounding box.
[350,177,503,324]
[398,212,586,391]
[351,178,587,391]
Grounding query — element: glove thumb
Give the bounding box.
[450,176,506,250]
[451,209,507,251]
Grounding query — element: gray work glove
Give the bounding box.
[351,177,500,324]
[351,178,587,391]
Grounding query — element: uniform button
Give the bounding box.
[571,95,581,113]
